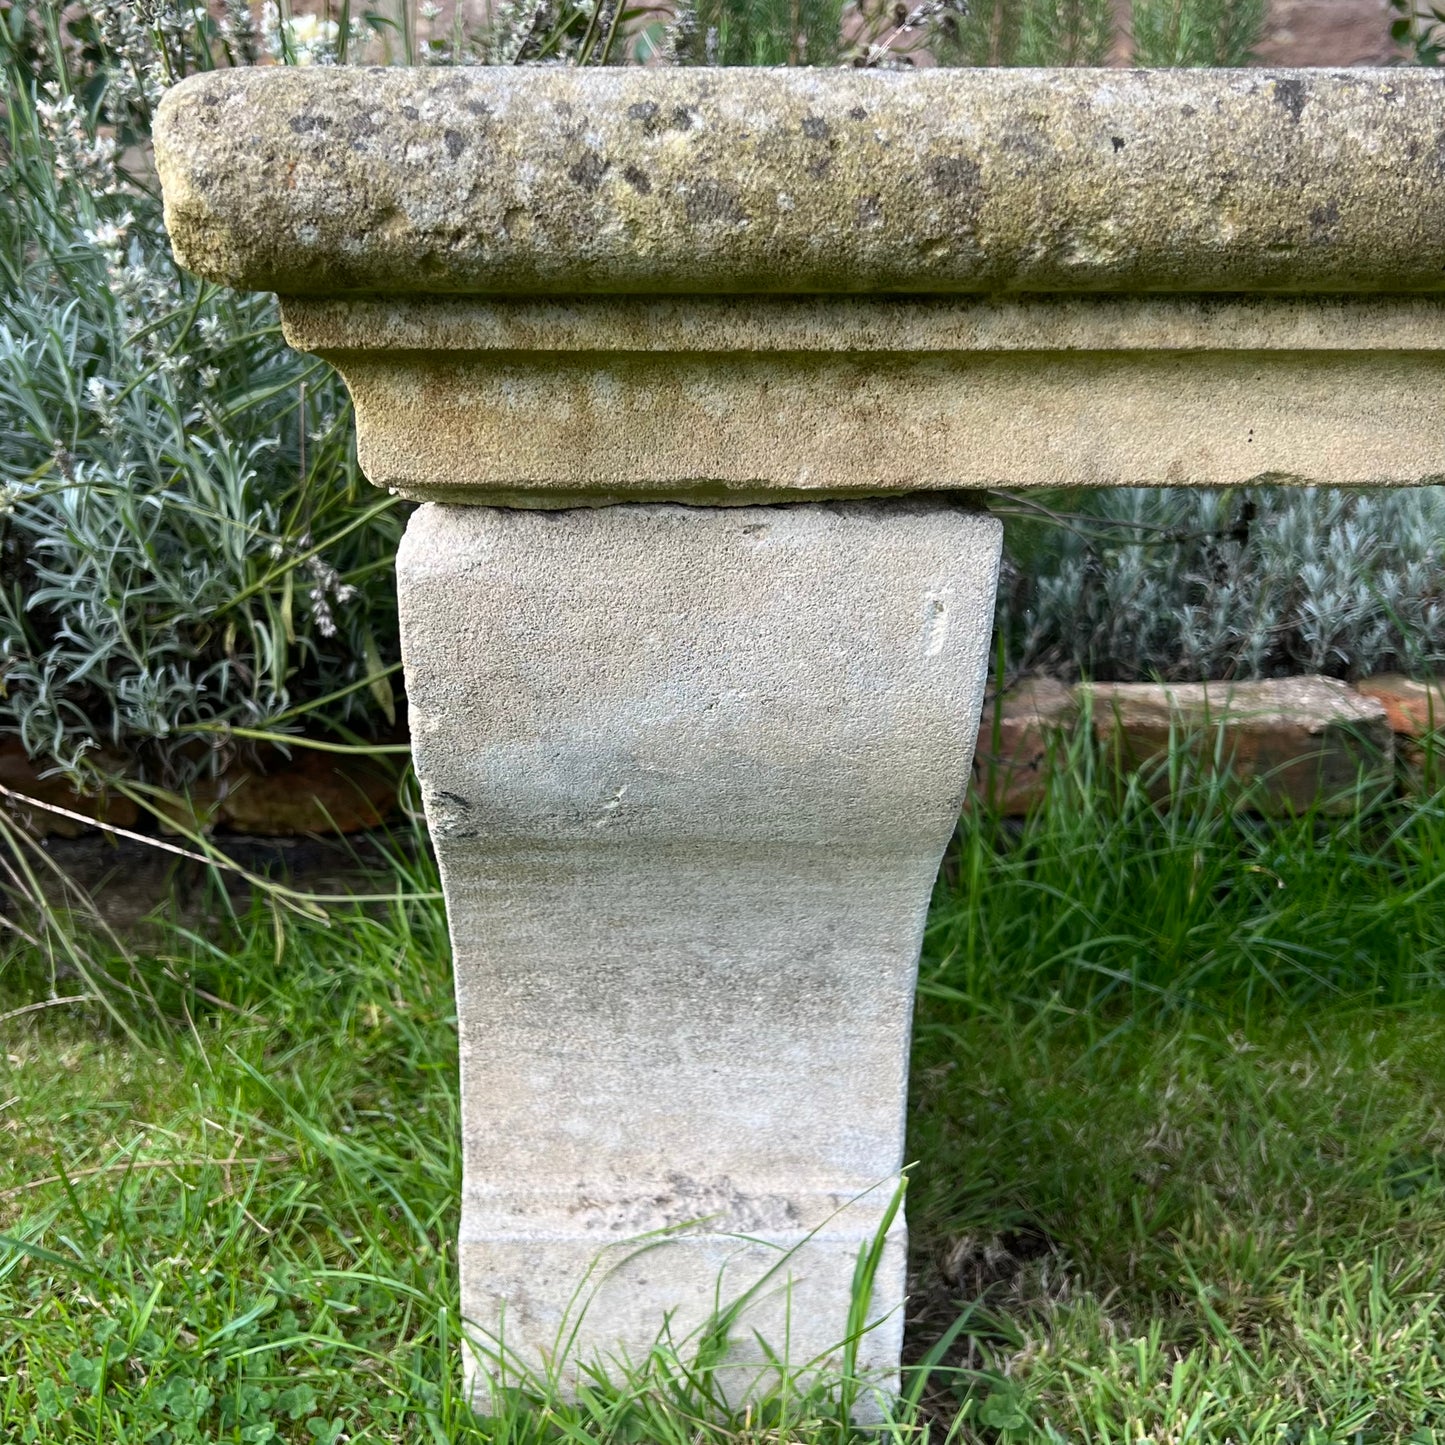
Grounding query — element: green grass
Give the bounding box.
[3,771,1445,1442]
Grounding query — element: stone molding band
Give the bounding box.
[280,294,1445,355]
[289,297,1445,504]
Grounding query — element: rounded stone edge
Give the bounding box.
[155,65,1445,299]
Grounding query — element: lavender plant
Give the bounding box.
[2,0,1435,815]
[995,487,1445,683]
[0,6,403,793]
[930,0,1112,65]
[1129,0,1265,64]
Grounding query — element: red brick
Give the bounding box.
[969,676,1076,815]
[216,750,399,836]
[0,741,139,838]
[1087,676,1393,814]
[1355,674,1445,738]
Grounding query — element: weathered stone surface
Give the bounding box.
[283,294,1445,356]
[0,742,138,839]
[1355,674,1445,737]
[151,56,1444,1411]
[1088,677,1393,813]
[152,752,398,837]
[397,497,1001,1405]
[969,677,1076,815]
[156,66,1445,299]
[281,293,1445,504]
[1356,673,1445,790]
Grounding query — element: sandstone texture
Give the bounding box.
[397,497,1001,1404]
[1088,676,1393,813]
[1355,674,1445,737]
[305,318,1445,503]
[156,66,1445,299]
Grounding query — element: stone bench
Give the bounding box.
[154,64,1444,1409]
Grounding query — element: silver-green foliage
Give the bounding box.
[0,7,404,788]
[997,486,1445,681]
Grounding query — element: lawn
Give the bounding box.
[3,771,1444,1443]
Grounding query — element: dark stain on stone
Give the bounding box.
[685,179,746,225]
[400,104,419,121]
[444,128,467,159]
[855,194,883,228]
[847,104,868,121]
[346,112,379,150]
[628,100,660,134]
[622,163,652,195]
[568,151,610,192]
[670,105,696,132]
[802,114,830,140]
[1181,104,1196,118]
[928,155,980,200]
[998,127,1045,162]
[1274,77,1307,124]
[806,154,833,180]
[288,113,327,134]
[1309,198,1340,237]
[201,93,219,108]
[465,98,492,118]
[1111,135,1125,152]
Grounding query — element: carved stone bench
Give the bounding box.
[155,64,1444,1408]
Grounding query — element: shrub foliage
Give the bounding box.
[1,0,1438,799]
[0,5,404,791]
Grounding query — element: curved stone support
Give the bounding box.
[398,498,1001,1402]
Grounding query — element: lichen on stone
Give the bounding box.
[154,65,1445,299]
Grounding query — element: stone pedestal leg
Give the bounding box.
[396,497,1002,1407]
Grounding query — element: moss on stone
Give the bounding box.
[155,66,1445,299]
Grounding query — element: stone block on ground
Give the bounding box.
[1355,674,1445,738]
[1087,677,1393,814]
[154,751,399,838]
[1356,674,1445,790]
[0,741,139,838]
[969,677,1076,816]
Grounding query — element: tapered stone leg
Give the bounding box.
[396,498,1002,1409]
